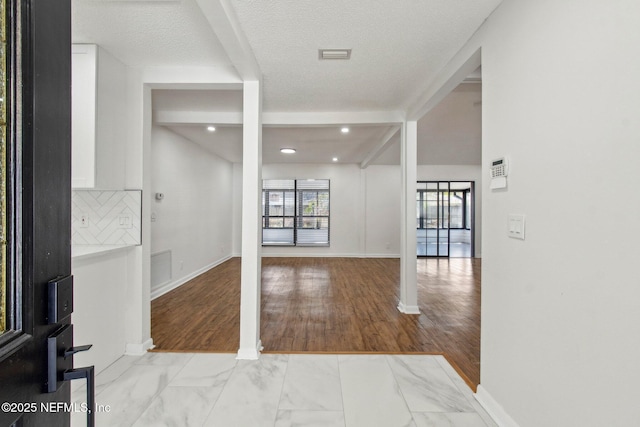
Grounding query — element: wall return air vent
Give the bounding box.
[319,49,352,60]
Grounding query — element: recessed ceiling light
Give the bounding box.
[280,148,296,154]
[319,49,351,60]
[341,127,349,134]
[207,126,216,132]
[332,157,338,162]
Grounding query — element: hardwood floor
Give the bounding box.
[151,257,481,388]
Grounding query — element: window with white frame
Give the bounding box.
[262,179,330,246]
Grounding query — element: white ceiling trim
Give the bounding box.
[360,126,400,169]
[195,0,261,80]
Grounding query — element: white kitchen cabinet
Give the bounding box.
[72,44,126,189]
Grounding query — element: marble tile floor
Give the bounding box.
[71,353,497,427]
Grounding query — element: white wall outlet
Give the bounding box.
[508,214,525,240]
[80,214,89,228]
[118,214,133,229]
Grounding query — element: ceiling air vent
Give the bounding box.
[319,49,351,60]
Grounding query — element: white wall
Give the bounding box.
[150,125,234,297]
[72,250,130,374]
[364,165,401,256]
[232,162,243,256]
[434,1,640,425]
[95,46,127,189]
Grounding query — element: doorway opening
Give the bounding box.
[416,181,474,258]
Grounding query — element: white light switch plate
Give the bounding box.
[508,214,525,239]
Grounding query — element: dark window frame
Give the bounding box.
[262,179,330,247]
[0,0,31,362]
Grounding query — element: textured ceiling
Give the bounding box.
[72,0,233,68]
[74,0,492,166]
[229,0,500,112]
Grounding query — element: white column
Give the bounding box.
[398,120,419,314]
[237,80,263,359]
[124,69,154,355]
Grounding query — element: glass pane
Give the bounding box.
[316,217,329,229]
[268,191,284,215]
[426,196,437,229]
[1,0,7,333]
[301,191,317,216]
[317,191,329,215]
[284,191,295,216]
[268,218,284,228]
[300,217,316,228]
[450,191,463,228]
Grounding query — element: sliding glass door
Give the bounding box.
[417,181,474,258]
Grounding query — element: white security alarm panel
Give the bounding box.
[490,157,508,178]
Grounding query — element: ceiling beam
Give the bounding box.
[195,0,262,81]
[360,126,400,169]
[154,111,243,126]
[262,111,405,126]
[154,110,406,127]
[405,49,481,121]
[142,66,242,87]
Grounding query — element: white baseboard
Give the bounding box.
[261,252,363,258]
[125,338,155,356]
[363,253,401,258]
[397,302,420,314]
[236,340,262,360]
[234,252,405,259]
[260,252,401,258]
[475,385,520,427]
[151,255,232,300]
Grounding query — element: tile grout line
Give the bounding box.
[384,354,418,426]
[336,354,348,427]
[129,353,196,426]
[273,354,292,426]
[199,355,239,427]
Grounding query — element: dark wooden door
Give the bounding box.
[0,0,72,426]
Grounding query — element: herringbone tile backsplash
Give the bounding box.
[72,190,142,245]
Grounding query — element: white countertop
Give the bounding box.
[72,244,136,260]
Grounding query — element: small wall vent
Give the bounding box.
[319,49,352,60]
